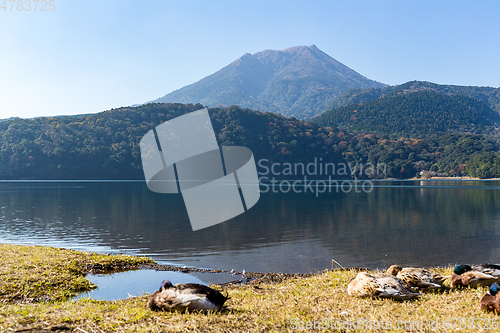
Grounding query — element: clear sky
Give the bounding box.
[1,0,499,119]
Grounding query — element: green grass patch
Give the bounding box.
[0,244,153,302]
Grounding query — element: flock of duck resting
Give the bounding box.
[147,264,500,314]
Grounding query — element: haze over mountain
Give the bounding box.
[150,45,386,119]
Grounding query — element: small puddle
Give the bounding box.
[76,269,242,301]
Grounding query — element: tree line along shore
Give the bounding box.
[2,103,500,181]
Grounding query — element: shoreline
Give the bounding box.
[137,262,311,285]
[408,176,482,180]
[389,176,500,181]
[1,244,498,332]
[2,176,500,182]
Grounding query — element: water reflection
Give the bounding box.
[0,181,499,273]
[76,270,241,301]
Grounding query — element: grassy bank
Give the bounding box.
[0,244,498,332]
[0,244,154,303]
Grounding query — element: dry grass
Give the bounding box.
[0,244,499,332]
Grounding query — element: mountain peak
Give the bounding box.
[151,45,386,119]
[282,44,318,52]
[252,45,321,59]
[282,44,313,52]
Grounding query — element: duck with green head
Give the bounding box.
[451,264,500,288]
[480,282,500,313]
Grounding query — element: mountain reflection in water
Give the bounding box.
[1,181,499,273]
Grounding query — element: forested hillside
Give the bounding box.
[0,104,345,180]
[322,80,500,115]
[340,132,500,179]
[313,91,500,136]
[1,103,500,179]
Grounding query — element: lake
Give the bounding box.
[1,180,500,275]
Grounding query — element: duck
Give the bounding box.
[473,264,500,278]
[348,271,421,300]
[480,282,500,313]
[451,264,499,288]
[386,265,449,290]
[147,279,229,312]
[455,264,500,277]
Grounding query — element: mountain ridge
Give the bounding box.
[320,80,500,116]
[312,90,500,137]
[150,45,386,118]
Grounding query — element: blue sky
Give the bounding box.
[1,0,499,119]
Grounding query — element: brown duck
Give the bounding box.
[386,265,449,290]
[348,271,421,300]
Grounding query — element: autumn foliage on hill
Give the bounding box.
[1,103,499,180]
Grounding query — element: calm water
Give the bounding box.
[77,270,242,301]
[1,180,500,275]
